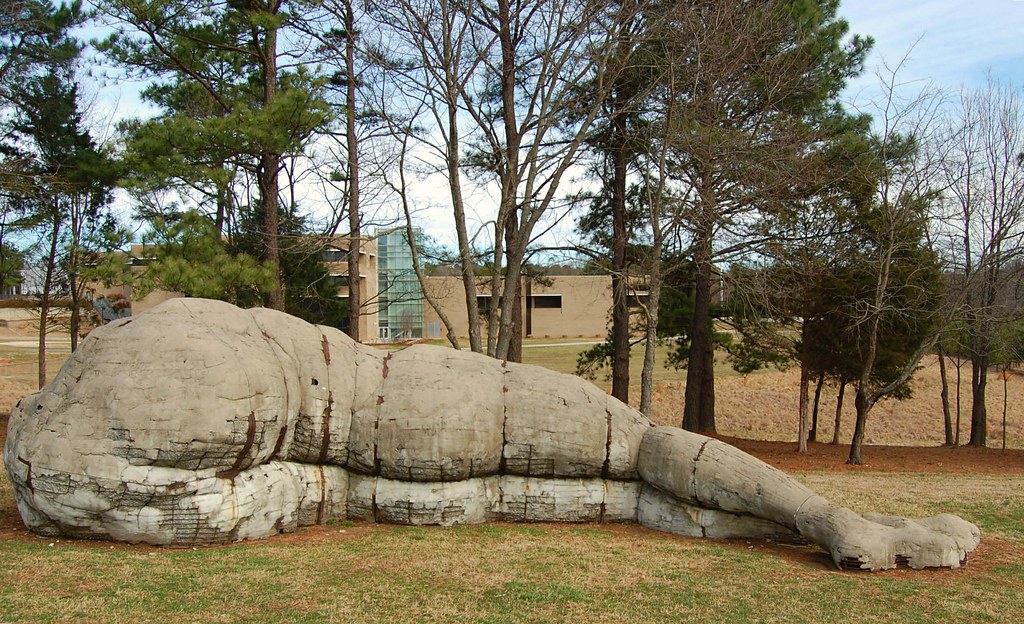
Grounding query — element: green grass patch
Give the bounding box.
[1,469,1021,623]
[793,472,1024,539]
[520,340,747,389]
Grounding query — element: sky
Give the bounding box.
[839,0,1024,103]
[431,0,1024,252]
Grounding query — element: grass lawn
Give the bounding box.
[2,335,1023,622]
[1,460,1022,623]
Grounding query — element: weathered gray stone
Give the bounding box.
[638,484,797,540]
[376,345,505,481]
[345,347,385,475]
[2,298,982,570]
[249,308,358,467]
[5,458,349,545]
[502,364,609,478]
[345,474,640,526]
[371,475,498,525]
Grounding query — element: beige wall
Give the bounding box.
[87,237,639,345]
[423,275,613,340]
[324,236,379,340]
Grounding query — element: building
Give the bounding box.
[321,236,379,340]
[422,274,623,340]
[375,229,424,340]
[329,229,629,341]
[90,230,643,344]
[322,228,427,341]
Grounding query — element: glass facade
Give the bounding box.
[376,228,424,340]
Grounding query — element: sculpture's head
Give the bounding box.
[7,299,303,476]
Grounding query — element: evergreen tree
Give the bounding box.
[644,0,870,432]
[231,204,347,327]
[1,52,119,385]
[95,211,276,305]
[98,0,332,310]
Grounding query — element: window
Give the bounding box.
[529,295,562,309]
[322,248,346,262]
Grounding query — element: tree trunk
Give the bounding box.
[639,171,666,416]
[847,388,873,465]
[491,223,522,361]
[498,208,523,362]
[1002,365,1008,452]
[69,270,80,352]
[809,370,824,443]
[682,226,715,433]
[68,251,80,352]
[485,221,502,357]
[508,273,523,362]
[639,274,662,417]
[796,359,810,453]
[215,178,229,236]
[969,354,988,446]
[954,357,963,446]
[259,19,284,311]
[610,102,630,403]
[831,379,845,445]
[396,131,461,350]
[609,227,630,402]
[38,215,61,389]
[68,201,82,352]
[937,346,954,446]
[447,112,481,352]
[492,0,523,362]
[344,0,361,341]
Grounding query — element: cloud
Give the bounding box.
[841,0,1024,100]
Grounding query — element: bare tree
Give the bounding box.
[363,0,487,351]
[296,0,375,340]
[369,0,638,360]
[936,78,1024,447]
[843,60,950,465]
[379,96,465,348]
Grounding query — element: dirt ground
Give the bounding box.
[723,435,1024,473]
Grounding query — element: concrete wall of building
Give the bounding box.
[131,289,184,315]
[323,237,379,340]
[423,275,612,340]
[83,235,632,345]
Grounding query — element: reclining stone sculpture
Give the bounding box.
[3,298,979,570]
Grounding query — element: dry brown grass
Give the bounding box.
[2,336,1022,449]
[518,340,1024,448]
[640,355,1024,448]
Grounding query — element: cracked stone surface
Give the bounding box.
[3,298,981,570]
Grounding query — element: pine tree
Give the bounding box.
[2,59,119,385]
[98,0,331,310]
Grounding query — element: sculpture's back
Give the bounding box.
[3,299,648,543]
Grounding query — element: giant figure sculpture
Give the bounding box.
[4,299,979,570]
